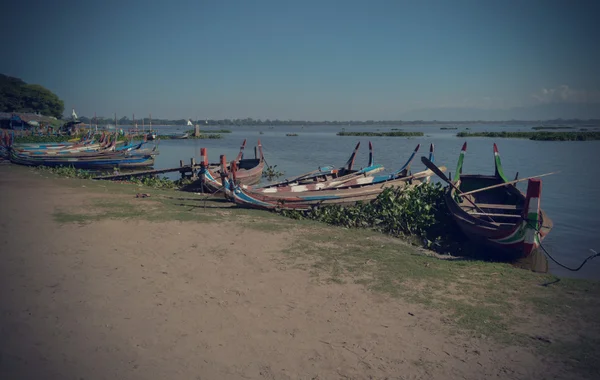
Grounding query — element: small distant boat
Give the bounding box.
[187,119,193,126]
[146,132,157,140]
[174,132,189,139]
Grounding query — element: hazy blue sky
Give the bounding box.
[1,0,598,120]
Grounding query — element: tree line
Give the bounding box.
[77,116,600,127]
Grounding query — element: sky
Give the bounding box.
[1,0,599,120]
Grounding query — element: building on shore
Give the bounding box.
[0,112,58,130]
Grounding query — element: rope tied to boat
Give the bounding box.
[541,245,599,272]
[526,218,600,271]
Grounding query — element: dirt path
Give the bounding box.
[0,166,586,379]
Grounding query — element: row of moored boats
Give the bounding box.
[196,139,552,260]
[0,131,159,169]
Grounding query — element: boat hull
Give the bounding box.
[445,175,552,260]
[229,168,437,211]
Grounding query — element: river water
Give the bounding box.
[128,124,600,280]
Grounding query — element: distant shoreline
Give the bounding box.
[76,119,600,128]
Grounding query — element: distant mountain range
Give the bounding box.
[400,102,600,121]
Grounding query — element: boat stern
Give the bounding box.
[523,178,542,256]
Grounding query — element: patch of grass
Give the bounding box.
[532,126,575,130]
[282,225,600,375]
[337,131,424,137]
[53,191,224,224]
[53,211,97,224]
[457,131,600,141]
[185,129,232,134]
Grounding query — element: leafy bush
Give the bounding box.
[280,182,464,252]
[263,165,284,180]
[128,176,177,189]
[35,165,97,179]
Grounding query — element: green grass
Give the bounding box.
[532,126,575,130]
[281,226,600,374]
[337,131,424,137]
[185,129,232,134]
[158,133,223,139]
[457,131,600,141]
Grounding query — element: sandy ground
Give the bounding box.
[0,166,573,380]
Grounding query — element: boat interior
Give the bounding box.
[456,175,524,225]
[237,158,261,170]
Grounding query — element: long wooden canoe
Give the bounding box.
[444,142,553,259]
[223,144,444,211]
[9,148,156,169]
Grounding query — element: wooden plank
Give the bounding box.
[465,203,522,210]
[468,212,522,218]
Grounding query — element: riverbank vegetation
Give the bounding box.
[337,131,424,137]
[33,165,189,189]
[157,133,223,140]
[280,183,465,254]
[532,126,575,130]
[456,131,600,141]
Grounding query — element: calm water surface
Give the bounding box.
[132,124,600,280]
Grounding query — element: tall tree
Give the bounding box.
[0,74,64,118]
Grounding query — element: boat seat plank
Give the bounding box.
[465,203,522,210]
[468,212,523,218]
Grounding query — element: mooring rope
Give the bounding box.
[527,219,600,271]
[540,244,599,272]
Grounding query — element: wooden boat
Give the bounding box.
[200,141,386,194]
[196,139,265,192]
[12,132,98,151]
[9,146,157,169]
[234,142,429,194]
[443,142,553,259]
[14,134,116,155]
[223,145,444,211]
[242,142,388,193]
[9,150,156,169]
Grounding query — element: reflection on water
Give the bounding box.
[513,249,549,274]
[129,124,600,280]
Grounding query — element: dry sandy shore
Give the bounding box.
[0,165,598,380]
